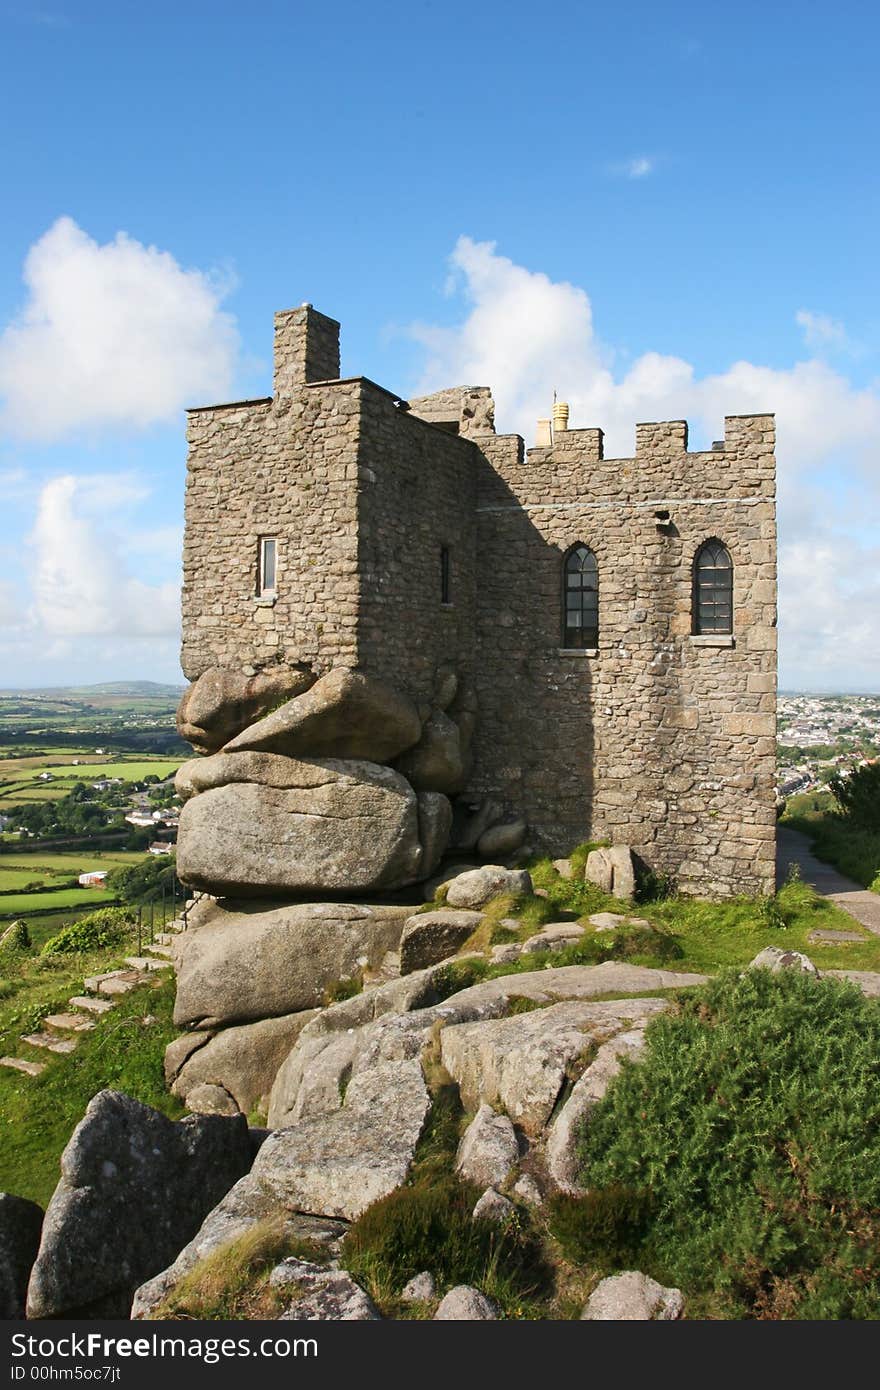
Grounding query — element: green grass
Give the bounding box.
[571,968,880,1318]
[426,854,880,988]
[0,887,118,916]
[150,1220,327,1321]
[0,963,183,1207]
[0,851,151,893]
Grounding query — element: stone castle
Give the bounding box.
[175,303,777,899]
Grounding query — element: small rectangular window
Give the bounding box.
[440,546,451,605]
[258,537,277,595]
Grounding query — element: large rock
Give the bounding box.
[434,1286,499,1320]
[26,1091,252,1319]
[455,1104,519,1189]
[585,845,637,899]
[477,819,527,858]
[399,909,482,975]
[177,666,314,755]
[546,1029,649,1192]
[176,756,423,896]
[441,998,668,1136]
[749,946,818,975]
[0,1193,43,1319]
[445,865,532,909]
[222,667,421,762]
[173,899,407,1028]
[267,961,708,1133]
[394,712,464,794]
[168,1011,320,1114]
[132,1174,345,1318]
[417,792,453,879]
[252,1060,431,1221]
[272,1259,381,1320]
[581,1271,684,1321]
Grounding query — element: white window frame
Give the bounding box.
[257,537,277,597]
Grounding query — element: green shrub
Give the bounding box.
[549,1185,655,1270]
[1,920,31,951]
[830,762,880,831]
[40,906,134,956]
[575,969,880,1317]
[342,1176,543,1305]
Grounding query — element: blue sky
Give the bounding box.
[0,0,878,690]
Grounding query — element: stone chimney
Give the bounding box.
[273,304,341,397]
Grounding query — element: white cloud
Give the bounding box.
[28,475,179,639]
[0,217,239,440]
[409,236,880,690]
[795,309,848,353]
[625,156,654,178]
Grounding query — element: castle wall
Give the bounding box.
[470,415,777,896]
[355,385,478,711]
[180,380,363,682]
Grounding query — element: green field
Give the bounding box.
[0,850,150,894]
[0,886,118,917]
[0,756,181,810]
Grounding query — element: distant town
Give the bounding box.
[778,694,880,800]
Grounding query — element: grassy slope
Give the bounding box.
[0,962,183,1207]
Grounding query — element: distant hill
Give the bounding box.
[0,681,185,698]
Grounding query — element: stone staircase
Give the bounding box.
[0,912,191,1079]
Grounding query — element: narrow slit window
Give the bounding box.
[258,537,277,596]
[693,539,732,634]
[441,545,451,604]
[562,544,598,648]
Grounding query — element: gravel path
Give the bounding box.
[776,826,880,935]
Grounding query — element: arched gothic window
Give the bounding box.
[563,544,598,648]
[693,539,733,634]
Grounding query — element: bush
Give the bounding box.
[830,762,880,831]
[342,1176,542,1305]
[1,920,31,951]
[40,906,134,956]
[575,969,880,1318]
[549,1185,655,1270]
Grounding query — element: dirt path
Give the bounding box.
[776,826,880,936]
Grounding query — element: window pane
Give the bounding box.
[261,538,276,592]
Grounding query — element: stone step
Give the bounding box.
[21,1033,78,1055]
[145,944,175,959]
[68,995,115,1015]
[83,969,145,997]
[124,955,172,972]
[0,1056,46,1076]
[44,1013,95,1033]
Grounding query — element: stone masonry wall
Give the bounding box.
[180,309,362,682]
[355,387,478,711]
[469,415,777,896]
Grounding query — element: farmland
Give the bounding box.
[0,684,185,931]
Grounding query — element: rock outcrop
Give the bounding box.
[166,1011,321,1114]
[0,1193,43,1319]
[222,668,421,763]
[27,1091,253,1319]
[175,757,424,896]
[455,1104,519,1190]
[440,997,668,1136]
[253,1059,431,1221]
[173,899,408,1028]
[271,1259,381,1320]
[444,865,532,909]
[398,909,482,975]
[177,666,314,755]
